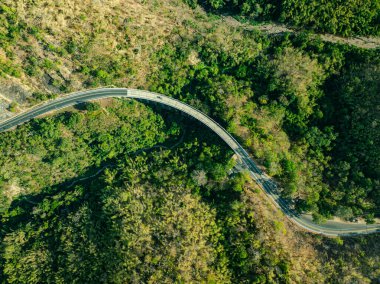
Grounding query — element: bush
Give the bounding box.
[8,102,18,112]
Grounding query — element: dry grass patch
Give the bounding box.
[243,184,325,282]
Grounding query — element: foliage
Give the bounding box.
[279,0,380,36]
[0,1,379,282]
[7,102,17,112]
[1,105,378,283]
[186,0,380,36]
[320,61,380,218]
[0,105,294,282]
[27,92,58,104]
[0,99,167,203]
[148,31,379,220]
[0,4,25,48]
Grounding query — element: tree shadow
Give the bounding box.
[0,105,245,281]
[0,163,125,281]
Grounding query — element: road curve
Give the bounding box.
[0,88,379,237]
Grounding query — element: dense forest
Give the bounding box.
[1,101,379,282]
[147,32,380,223]
[185,0,380,36]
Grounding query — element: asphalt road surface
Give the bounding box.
[0,88,379,236]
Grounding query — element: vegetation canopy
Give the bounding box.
[1,100,378,283]
[0,0,379,282]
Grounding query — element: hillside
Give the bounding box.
[0,0,379,283]
[185,0,380,36]
[1,100,379,283]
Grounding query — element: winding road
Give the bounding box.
[0,88,379,236]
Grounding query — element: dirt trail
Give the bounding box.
[223,16,380,49]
